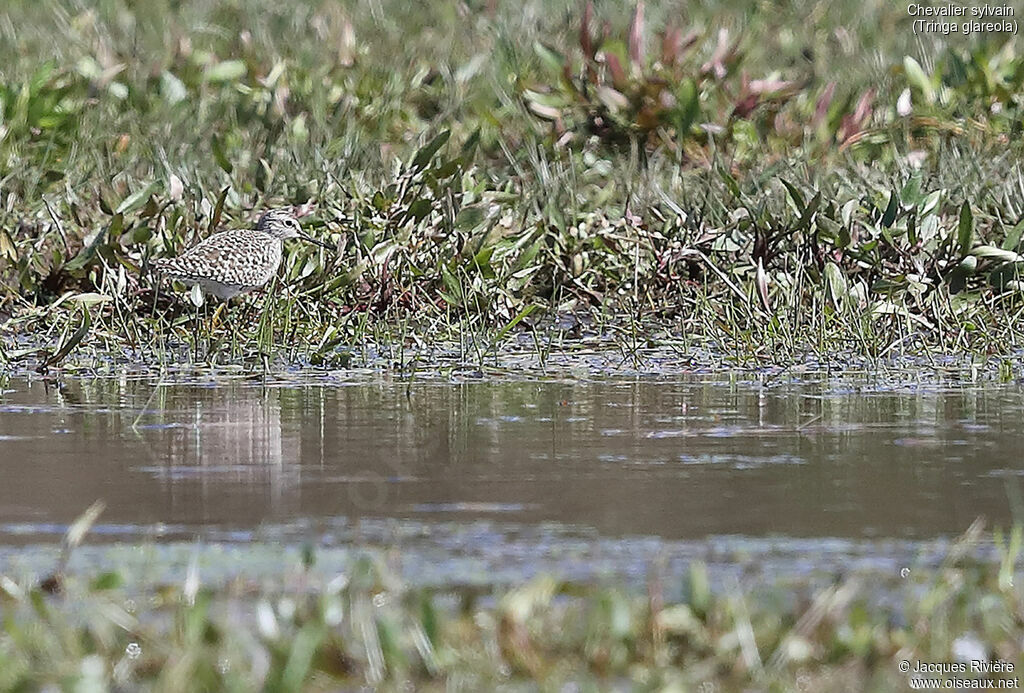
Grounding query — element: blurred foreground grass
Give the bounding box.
[1,0,1024,366]
[1,516,1021,691]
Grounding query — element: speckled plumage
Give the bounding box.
[153,209,329,300]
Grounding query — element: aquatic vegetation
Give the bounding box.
[520,1,801,153]
[0,512,1020,691]
[1,0,1023,369]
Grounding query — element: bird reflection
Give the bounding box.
[136,384,301,523]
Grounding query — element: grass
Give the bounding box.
[1,507,1022,691]
[0,0,1023,369]
[2,4,1023,688]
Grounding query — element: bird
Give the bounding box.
[152,208,332,300]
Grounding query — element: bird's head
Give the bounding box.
[256,208,332,249]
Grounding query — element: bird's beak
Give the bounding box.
[298,233,334,250]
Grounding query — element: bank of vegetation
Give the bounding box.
[1,0,1023,367]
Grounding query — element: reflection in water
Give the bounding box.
[138,389,293,471]
[138,388,300,518]
[0,374,1022,541]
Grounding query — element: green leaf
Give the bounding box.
[824,262,847,308]
[1002,218,1024,252]
[407,198,432,222]
[522,89,569,108]
[431,159,462,182]
[796,191,821,230]
[673,78,699,135]
[491,304,537,347]
[903,56,935,104]
[281,625,324,691]
[115,181,160,215]
[412,130,450,170]
[70,293,112,306]
[460,128,481,159]
[684,562,710,618]
[420,595,439,646]
[212,135,233,174]
[472,246,495,278]
[515,236,544,270]
[969,245,1022,263]
[64,217,119,273]
[160,71,187,105]
[953,255,978,276]
[210,186,230,232]
[440,263,463,305]
[988,262,1021,292]
[90,571,124,591]
[900,173,923,207]
[880,190,898,228]
[455,205,486,231]
[290,113,308,141]
[920,190,942,217]
[957,201,973,257]
[205,59,247,83]
[949,256,973,292]
[533,42,566,75]
[780,179,805,214]
[43,308,91,368]
[718,167,741,199]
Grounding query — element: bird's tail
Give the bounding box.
[150,258,186,283]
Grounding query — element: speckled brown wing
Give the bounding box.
[154,230,281,289]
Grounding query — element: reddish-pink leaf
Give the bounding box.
[681,30,700,52]
[701,29,733,80]
[605,52,627,88]
[661,26,681,65]
[852,88,875,124]
[838,88,875,143]
[732,94,759,118]
[580,1,595,59]
[628,1,645,66]
[812,81,837,128]
[747,78,796,95]
[528,101,563,120]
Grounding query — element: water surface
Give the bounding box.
[1,373,1021,545]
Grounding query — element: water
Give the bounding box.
[0,372,1021,586]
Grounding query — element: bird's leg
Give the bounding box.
[200,299,221,364]
[211,303,227,331]
[209,302,228,363]
[228,299,244,359]
[255,278,277,364]
[191,303,201,363]
[238,293,261,346]
[203,300,212,362]
[148,277,161,365]
[150,277,159,321]
[224,299,234,358]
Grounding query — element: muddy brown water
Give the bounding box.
[1,372,1021,546]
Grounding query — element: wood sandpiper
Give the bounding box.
[153,208,332,300]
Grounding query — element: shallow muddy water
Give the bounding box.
[1,372,1021,548]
